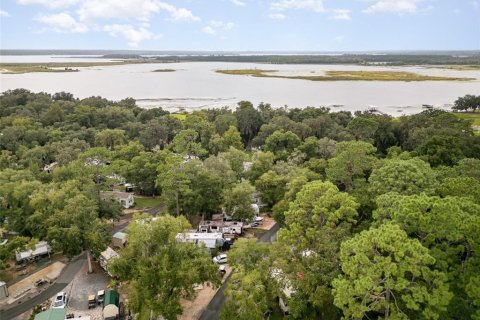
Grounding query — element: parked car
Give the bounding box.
[97,290,105,305]
[219,265,226,277]
[52,292,67,309]
[253,216,264,224]
[213,254,227,264]
[34,278,48,287]
[88,294,97,309]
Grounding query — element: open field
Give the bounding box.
[134,197,163,209]
[216,69,475,81]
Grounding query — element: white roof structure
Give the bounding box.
[100,247,119,261]
[113,232,127,241]
[176,232,223,242]
[103,304,119,320]
[101,191,132,201]
[15,241,51,262]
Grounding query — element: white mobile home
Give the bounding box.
[176,232,224,250]
[198,221,244,235]
[15,241,51,263]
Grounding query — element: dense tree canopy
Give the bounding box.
[0,90,479,319]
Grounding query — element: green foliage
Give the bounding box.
[372,194,480,318]
[369,157,437,196]
[223,181,256,221]
[234,101,263,146]
[333,223,452,320]
[172,129,207,158]
[264,130,301,161]
[0,90,479,319]
[347,116,379,141]
[326,141,377,192]
[221,239,274,320]
[274,181,359,318]
[453,94,480,112]
[222,125,243,150]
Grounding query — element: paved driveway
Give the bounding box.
[0,253,86,320]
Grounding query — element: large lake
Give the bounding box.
[1,55,479,115]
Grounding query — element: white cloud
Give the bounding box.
[335,35,345,41]
[230,0,245,6]
[157,2,200,21]
[17,0,79,9]
[331,9,350,20]
[35,12,88,32]
[78,0,159,22]
[271,0,324,12]
[0,10,10,17]
[268,13,286,19]
[104,24,154,47]
[202,26,216,34]
[363,0,425,14]
[77,0,199,22]
[202,20,235,35]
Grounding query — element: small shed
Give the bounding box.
[0,281,8,300]
[34,309,67,320]
[99,247,119,276]
[112,232,127,248]
[103,290,120,320]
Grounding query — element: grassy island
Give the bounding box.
[216,69,474,81]
[152,69,176,72]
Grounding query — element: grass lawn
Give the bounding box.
[171,113,187,121]
[453,112,480,126]
[452,112,480,135]
[134,197,163,209]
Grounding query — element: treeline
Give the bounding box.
[1,89,480,319]
[453,94,480,112]
[153,53,480,65]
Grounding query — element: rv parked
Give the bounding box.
[176,232,224,250]
[15,241,51,263]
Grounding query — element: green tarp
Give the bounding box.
[103,290,119,308]
[34,309,67,320]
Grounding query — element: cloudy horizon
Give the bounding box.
[0,0,479,50]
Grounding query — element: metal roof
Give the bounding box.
[34,309,67,320]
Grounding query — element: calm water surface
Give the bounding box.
[1,56,479,115]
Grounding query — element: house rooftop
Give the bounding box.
[100,247,119,261]
[101,191,132,201]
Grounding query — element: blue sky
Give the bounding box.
[0,0,479,50]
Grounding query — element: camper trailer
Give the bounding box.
[15,241,51,263]
[198,221,244,235]
[175,232,224,250]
